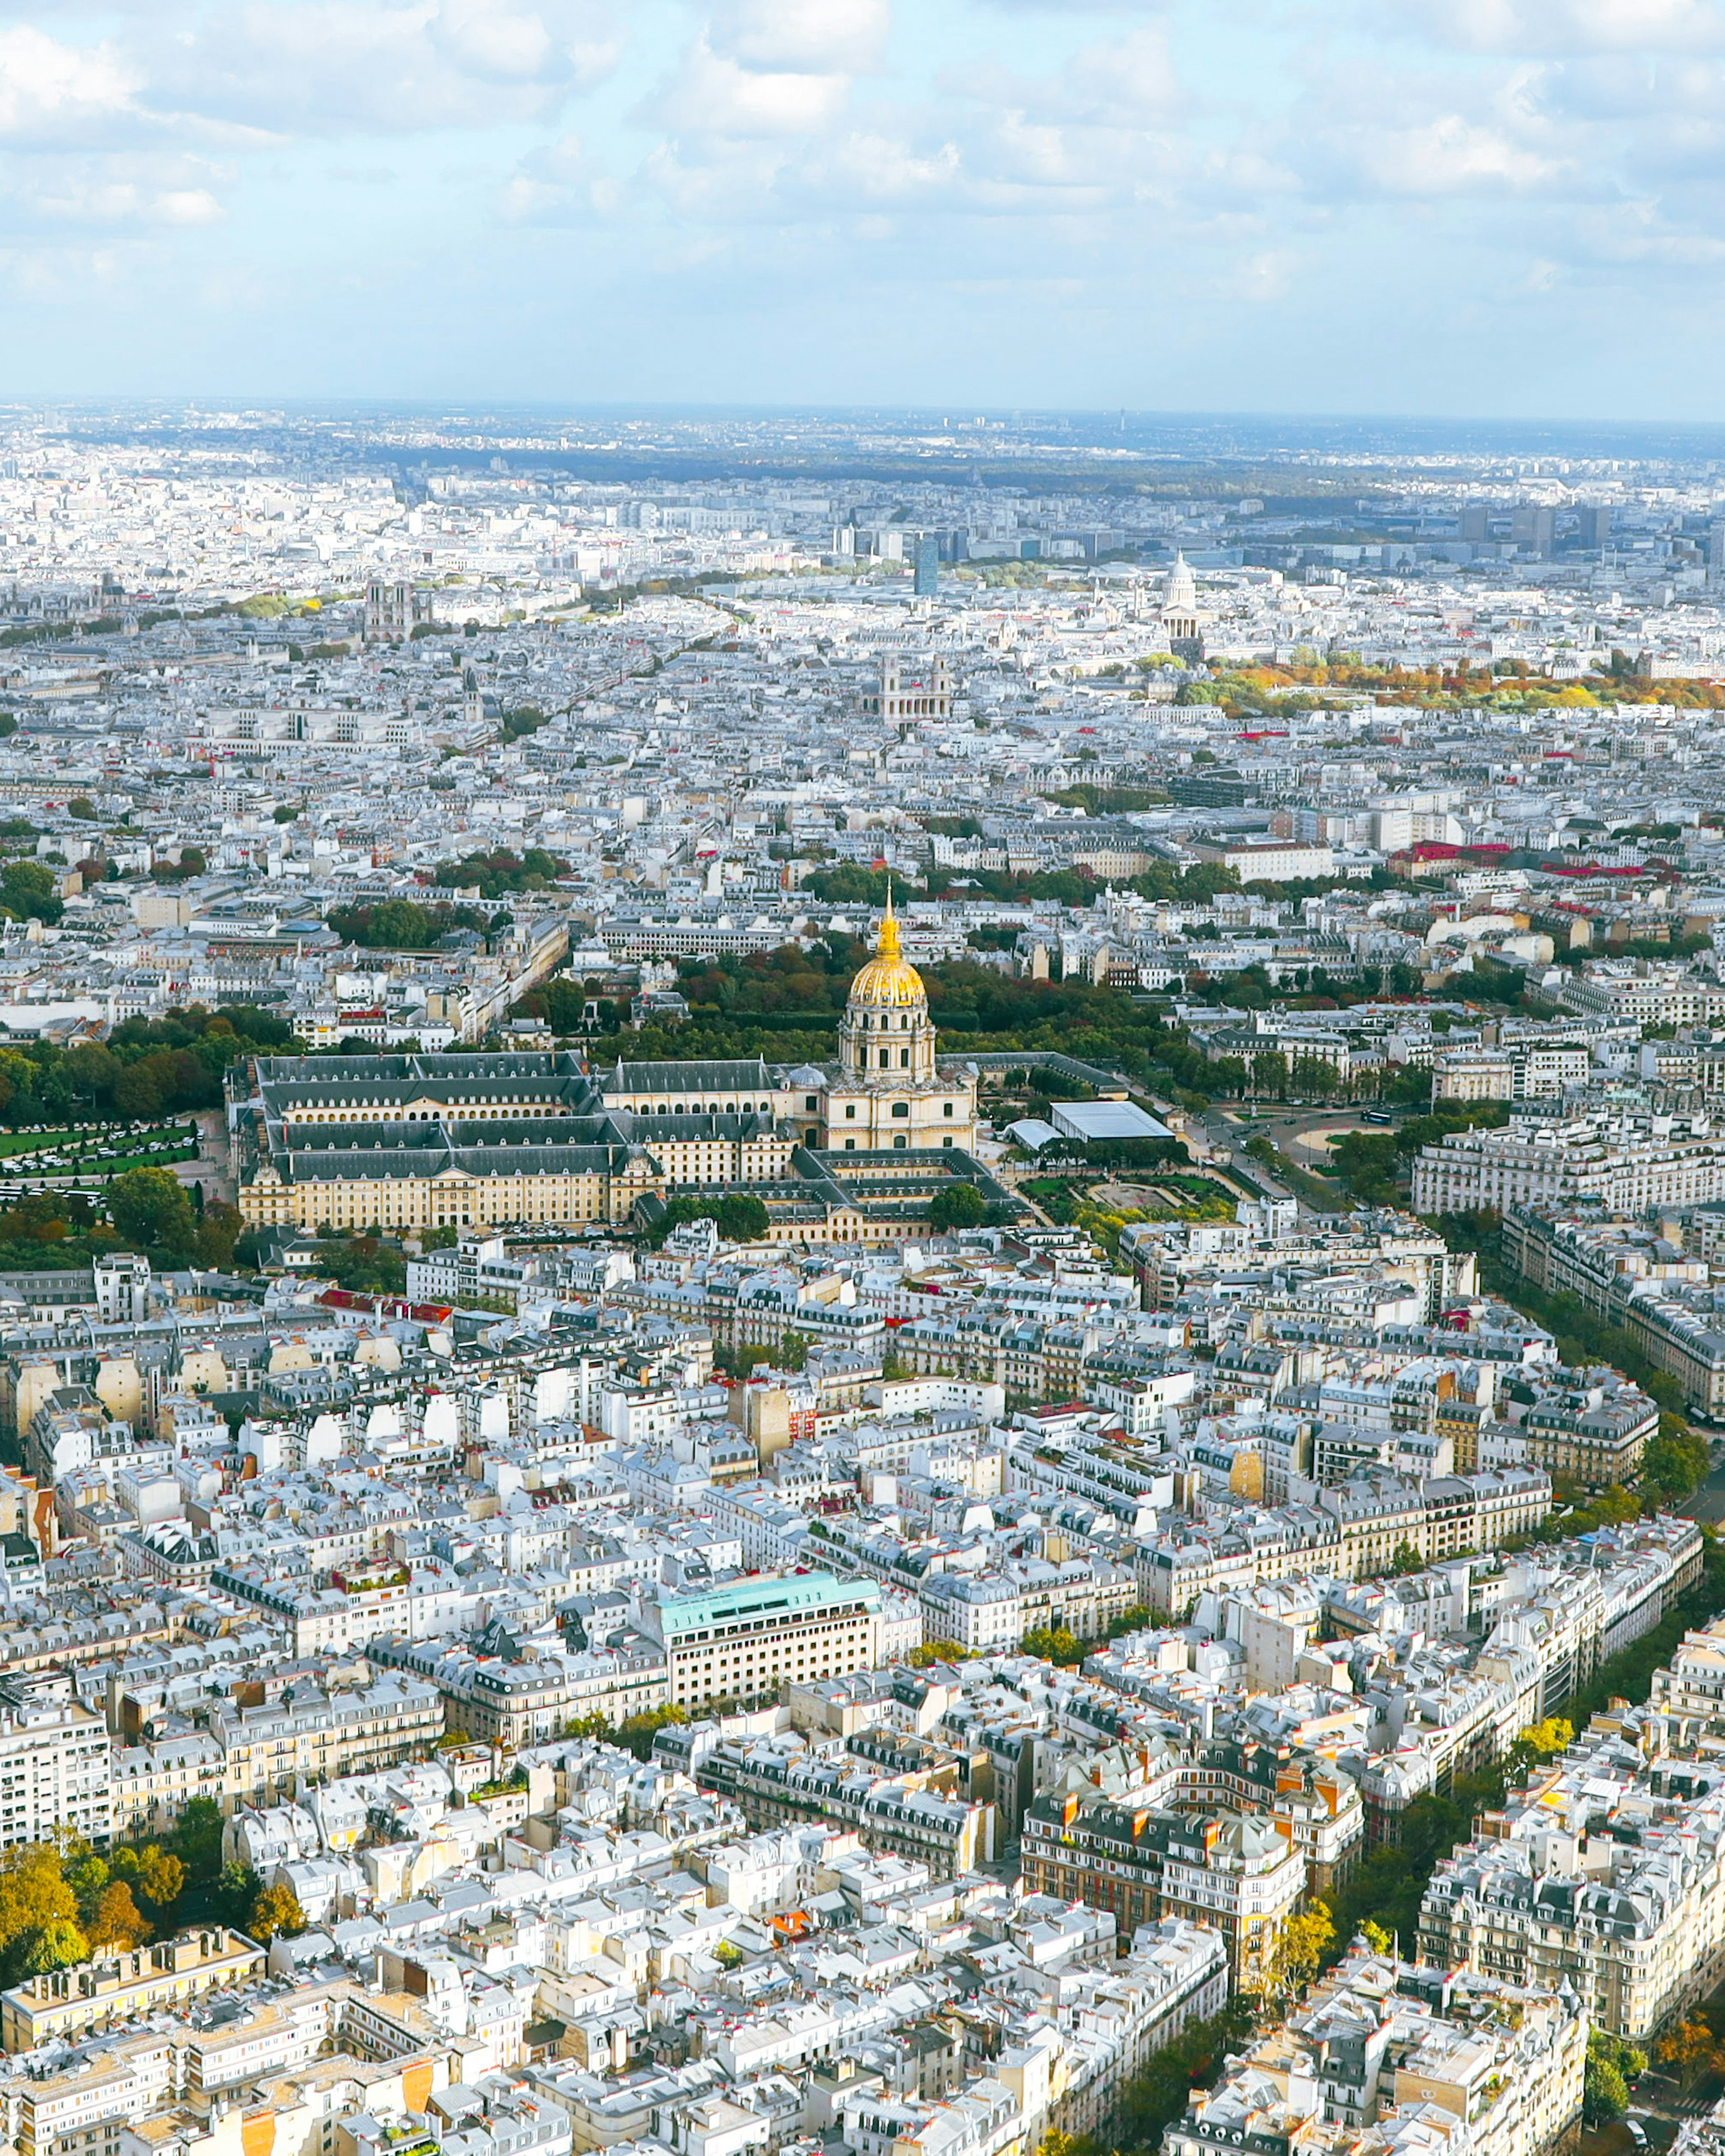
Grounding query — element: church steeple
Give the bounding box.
[877,884,900,961]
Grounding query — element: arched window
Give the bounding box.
[880,1050,891,1069]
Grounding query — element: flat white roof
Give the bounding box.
[1051,1101,1173,1144]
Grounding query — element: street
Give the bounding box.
[1679,1446,1725,1525]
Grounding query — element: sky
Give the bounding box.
[9,0,1725,415]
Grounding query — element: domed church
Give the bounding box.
[237,896,998,1250]
[818,894,978,1152]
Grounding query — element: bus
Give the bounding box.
[1362,1110,1393,1126]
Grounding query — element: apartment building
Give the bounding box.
[1432,1044,1592,1102]
[7,2032,178,2156]
[0,1932,265,2054]
[1020,1793,1306,1988]
[1137,1467,1549,1613]
[1559,960,1725,1028]
[370,1634,669,1747]
[1162,1947,1584,2156]
[1412,1111,1725,1217]
[206,1672,443,1804]
[1516,1375,1656,1488]
[1417,1733,1725,2040]
[638,1572,883,1710]
[1502,1203,1725,1419]
[694,1735,995,1879]
[0,1695,111,1853]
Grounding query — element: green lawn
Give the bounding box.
[90,1147,199,1176]
[0,1125,198,1179]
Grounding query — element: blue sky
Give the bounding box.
[9,0,1725,413]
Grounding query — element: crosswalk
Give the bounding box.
[1648,2090,1724,2122]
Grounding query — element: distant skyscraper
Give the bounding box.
[913,536,940,596]
[1578,504,1613,550]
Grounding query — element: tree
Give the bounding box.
[0,860,61,924]
[715,1193,769,1244]
[1389,1540,1425,1577]
[107,1166,196,1255]
[0,1841,79,1975]
[615,1704,689,1761]
[929,1182,988,1232]
[66,1850,109,1920]
[1115,2001,1260,2151]
[1267,1907,1336,1999]
[18,1917,88,1974]
[1583,2056,1628,2126]
[1658,2019,1713,2087]
[194,1202,243,1271]
[1359,1919,1392,1955]
[1587,2032,1648,2123]
[908,1641,969,1667]
[171,1796,225,1881]
[336,898,433,949]
[137,1847,186,1911]
[1021,1625,1085,1666]
[247,1881,305,1942]
[1504,1719,1574,1782]
[88,1882,146,1951]
[1643,1414,1711,1499]
[212,1861,259,1928]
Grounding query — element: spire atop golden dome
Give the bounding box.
[877,884,901,961]
[847,885,926,1009]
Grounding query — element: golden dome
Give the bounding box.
[848,894,927,1009]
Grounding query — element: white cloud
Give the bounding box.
[0,26,139,144]
[1351,112,1565,190]
[1409,0,1725,51]
[707,0,889,74]
[29,177,224,223]
[495,127,619,220]
[142,0,623,137]
[649,36,853,134]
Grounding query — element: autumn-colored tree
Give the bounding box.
[112,1844,186,1912]
[142,1848,186,1909]
[247,1882,305,1943]
[87,1882,146,1952]
[0,1842,79,1977]
[1359,1919,1393,1956]
[1658,2019,1714,2087]
[1267,1906,1336,1998]
[1506,1719,1575,1781]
